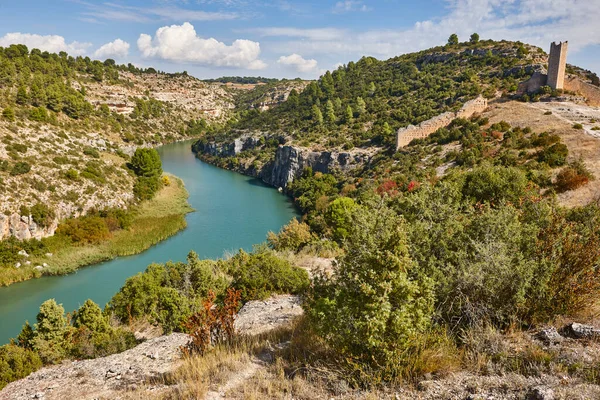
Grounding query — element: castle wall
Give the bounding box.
[564,77,600,107]
[396,96,488,149]
[547,41,568,90]
[517,71,548,95]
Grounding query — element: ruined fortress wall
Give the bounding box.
[564,77,600,107]
[396,96,488,149]
[547,42,568,90]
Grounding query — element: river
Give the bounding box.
[0,140,298,344]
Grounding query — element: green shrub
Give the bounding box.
[267,219,314,251]
[107,252,228,333]
[0,344,42,389]
[307,202,434,375]
[30,203,56,228]
[226,247,310,302]
[462,164,530,204]
[538,143,568,166]
[2,107,15,122]
[133,176,160,200]
[10,162,31,176]
[83,147,100,158]
[573,123,584,129]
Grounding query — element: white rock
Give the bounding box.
[42,263,48,267]
[35,266,43,271]
[18,250,29,257]
[15,262,21,268]
[45,253,53,257]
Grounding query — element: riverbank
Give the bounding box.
[0,175,192,287]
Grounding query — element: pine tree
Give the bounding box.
[345,105,354,124]
[356,97,366,115]
[325,100,336,124]
[311,104,323,125]
[16,86,28,105]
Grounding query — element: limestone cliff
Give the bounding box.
[0,214,58,241]
[193,136,370,189]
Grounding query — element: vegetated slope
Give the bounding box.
[0,45,300,225]
[209,40,548,151]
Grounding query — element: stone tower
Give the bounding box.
[547,41,568,90]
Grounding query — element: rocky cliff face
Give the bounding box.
[0,214,59,241]
[264,145,369,188]
[193,136,371,189]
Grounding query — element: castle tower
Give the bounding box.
[547,41,568,90]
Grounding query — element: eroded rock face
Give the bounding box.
[0,333,190,400]
[264,145,369,188]
[0,214,59,241]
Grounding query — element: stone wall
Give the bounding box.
[0,214,59,241]
[547,41,568,90]
[395,95,488,149]
[564,77,600,107]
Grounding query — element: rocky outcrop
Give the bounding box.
[0,214,58,241]
[192,135,264,157]
[0,333,190,400]
[264,145,369,188]
[193,137,371,189]
[235,295,303,336]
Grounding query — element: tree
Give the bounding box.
[130,148,163,178]
[326,197,359,241]
[311,104,323,125]
[448,33,459,46]
[0,344,42,390]
[356,96,366,115]
[16,85,29,105]
[344,105,353,124]
[72,299,109,333]
[325,99,336,124]
[470,33,480,44]
[34,299,67,342]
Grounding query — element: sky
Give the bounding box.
[0,0,598,80]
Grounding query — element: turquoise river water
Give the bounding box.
[0,140,298,344]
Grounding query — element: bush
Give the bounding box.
[30,203,56,228]
[56,216,111,244]
[226,247,310,302]
[10,162,31,176]
[307,202,434,375]
[555,160,594,193]
[462,165,530,204]
[107,252,228,333]
[573,123,584,129]
[133,176,160,200]
[0,344,42,389]
[538,143,568,166]
[267,219,314,251]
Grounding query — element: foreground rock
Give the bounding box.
[0,295,303,399]
[234,294,303,336]
[0,333,190,400]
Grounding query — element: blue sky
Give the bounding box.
[0,0,598,79]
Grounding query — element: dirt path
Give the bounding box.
[205,358,265,400]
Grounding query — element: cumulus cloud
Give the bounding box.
[94,39,130,59]
[0,32,91,55]
[137,22,267,69]
[332,1,371,14]
[266,0,600,61]
[278,54,319,73]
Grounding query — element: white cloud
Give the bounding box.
[138,22,267,69]
[264,0,600,62]
[250,27,346,41]
[80,2,239,23]
[332,1,371,14]
[0,32,91,55]
[94,39,130,59]
[278,53,318,73]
